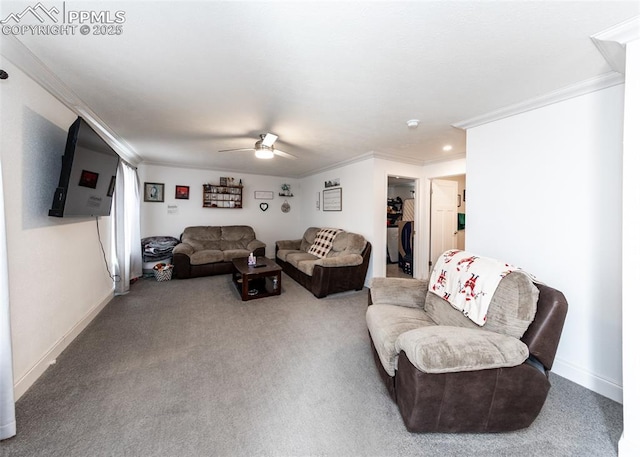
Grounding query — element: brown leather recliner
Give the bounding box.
[366,273,568,433]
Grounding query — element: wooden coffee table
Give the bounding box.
[231,256,282,301]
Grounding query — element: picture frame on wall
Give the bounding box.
[175,185,190,200]
[78,170,99,189]
[254,191,274,200]
[324,178,340,188]
[144,182,165,202]
[323,188,342,211]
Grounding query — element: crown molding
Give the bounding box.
[423,151,466,165]
[297,150,432,178]
[370,151,429,166]
[453,71,624,130]
[140,159,298,179]
[1,35,142,165]
[591,16,640,74]
[455,16,639,131]
[297,151,376,178]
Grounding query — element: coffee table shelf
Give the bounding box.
[231,257,282,301]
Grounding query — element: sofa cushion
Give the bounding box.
[182,226,222,241]
[190,249,224,265]
[424,292,480,329]
[222,249,250,262]
[276,249,301,262]
[220,226,257,250]
[287,252,320,269]
[300,227,320,253]
[328,232,367,256]
[307,228,343,258]
[483,271,539,339]
[366,304,435,376]
[371,277,428,309]
[425,271,538,339]
[396,326,529,374]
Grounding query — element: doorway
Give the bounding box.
[386,176,417,278]
[429,175,466,273]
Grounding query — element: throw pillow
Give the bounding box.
[307,228,343,259]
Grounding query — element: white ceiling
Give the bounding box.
[4,1,639,177]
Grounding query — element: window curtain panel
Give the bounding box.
[113,160,142,295]
[0,158,16,440]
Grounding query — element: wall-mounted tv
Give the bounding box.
[49,117,120,217]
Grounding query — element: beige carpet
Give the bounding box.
[2,273,623,456]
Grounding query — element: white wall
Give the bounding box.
[138,164,303,258]
[466,85,624,402]
[298,158,377,284]
[0,58,115,399]
[620,37,640,457]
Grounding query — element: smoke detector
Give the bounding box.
[406,119,420,129]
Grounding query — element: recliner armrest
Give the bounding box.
[396,326,529,374]
[369,277,428,309]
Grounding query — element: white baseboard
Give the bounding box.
[552,356,623,403]
[619,432,640,457]
[13,290,114,400]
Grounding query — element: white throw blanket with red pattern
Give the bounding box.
[428,250,525,326]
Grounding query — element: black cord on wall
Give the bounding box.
[95,216,120,282]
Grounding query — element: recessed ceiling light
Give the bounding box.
[443,145,453,151]
[406,119,420,129]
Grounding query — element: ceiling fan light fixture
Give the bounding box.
[255,147,274,159]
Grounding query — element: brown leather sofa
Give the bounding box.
[276,227,371,298]
[366,269,568,432]
[172,226,266,279]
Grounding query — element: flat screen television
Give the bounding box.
[49,117,120,217]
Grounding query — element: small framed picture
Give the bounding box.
[144,182,164,202]
[79,170,99,189]
[107,176,116,197]
[324,178,340,188]
[175,185,190,199]
[254,191,274,200]
[323,187,342,211]
[220,177,228,186]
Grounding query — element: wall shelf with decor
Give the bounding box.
[203,184,243,208]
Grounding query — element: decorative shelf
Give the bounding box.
[203,184,243,208]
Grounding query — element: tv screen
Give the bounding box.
[49,117,120,217]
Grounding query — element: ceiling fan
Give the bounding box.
[219,133,297,160]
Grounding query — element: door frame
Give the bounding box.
[427,174,466,274]
[385,173,422,278]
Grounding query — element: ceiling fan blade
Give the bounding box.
[274,149,298,160]
[218,148,254,153]
[262,133,278,147]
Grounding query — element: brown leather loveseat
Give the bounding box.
[276,227,371,298]
[172,225,266,279]
[366,250,568,432]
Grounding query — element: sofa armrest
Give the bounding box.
[369,277,428,309]
[276,239,302,251]
[173,242,194,257]
[396,326,529,374]
[316,253,362,268]
[247,239,266,253]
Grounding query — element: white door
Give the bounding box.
[430,179,458,271]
